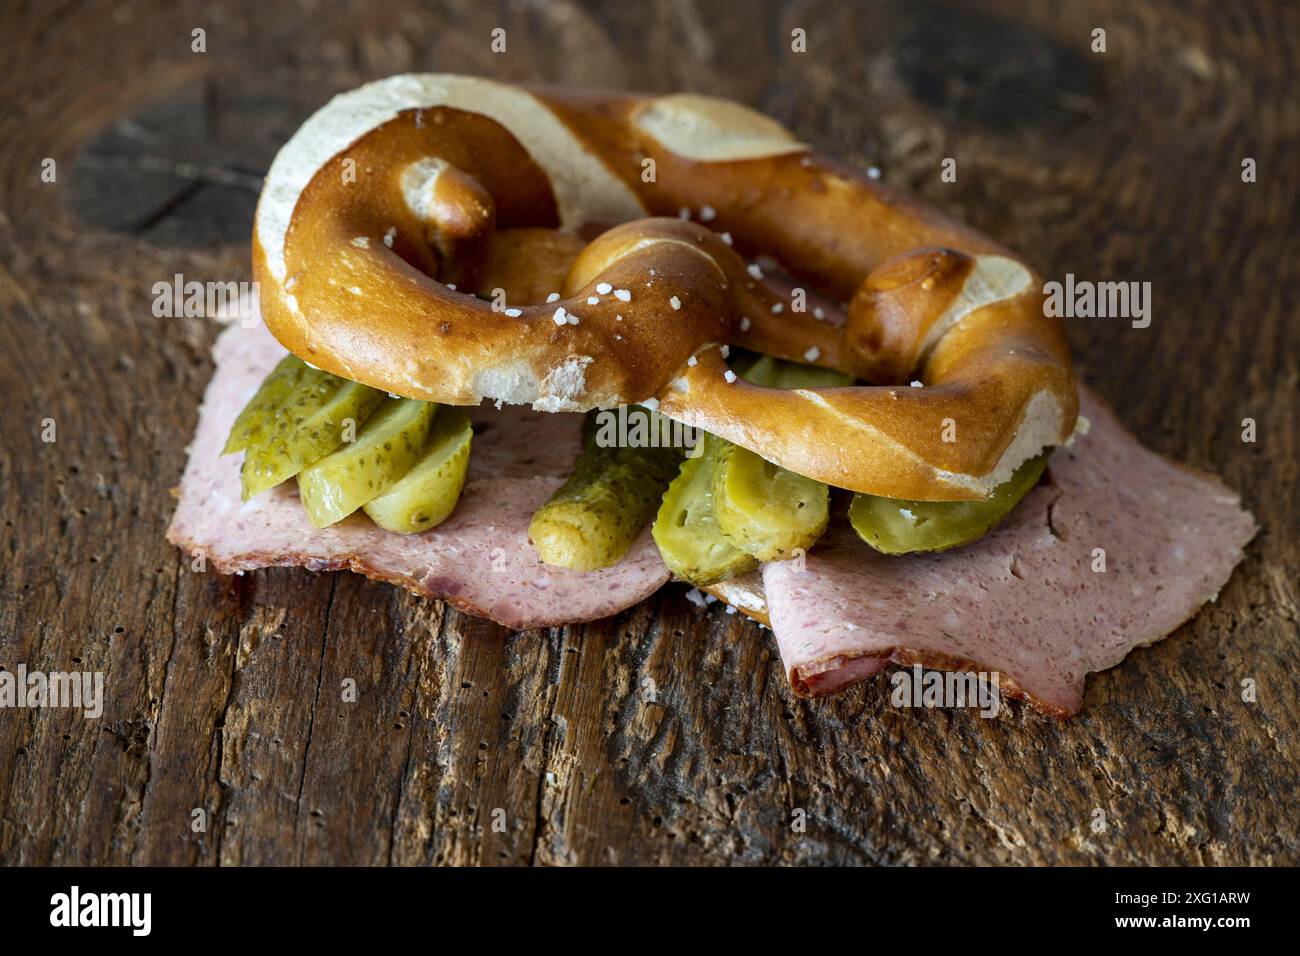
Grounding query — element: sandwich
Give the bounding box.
[168,74,1255,716]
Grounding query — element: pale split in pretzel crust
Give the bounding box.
[252,73,1078,501]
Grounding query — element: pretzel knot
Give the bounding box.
[253,75,1077,501]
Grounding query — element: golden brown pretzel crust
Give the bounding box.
[253,74,1077,500]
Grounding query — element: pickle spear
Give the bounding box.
[296,398,437,527]
[224,355,319,455]
[237,373,385,500]
[712,441,829,561]
[363,408,474,534]
[740,354,854,390]
[652,435,758,585]
[529,406,683,571]
[848,453,1049,554]
[693,354,842,561]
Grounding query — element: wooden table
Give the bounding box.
[1,0,1295,866]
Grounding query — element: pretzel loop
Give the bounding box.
[253,74,1077,501]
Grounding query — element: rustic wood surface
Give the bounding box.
[1,0,1296,866]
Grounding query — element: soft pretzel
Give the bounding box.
[253,74,1077,500]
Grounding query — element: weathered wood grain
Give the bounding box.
[0,0,1295,866]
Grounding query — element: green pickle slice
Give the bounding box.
[740,354,854,390]
[363,408,474,534]
[224,355,320,455]
[529,407,683,571]
[236,373,385,501]
[652,435,758,586]
[848,453,1049,555]
[296,398,437,528]
[691,354,843,562]
[711,442,829,561]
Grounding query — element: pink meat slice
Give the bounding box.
[762,388,1256,716]
[167,318,670,630]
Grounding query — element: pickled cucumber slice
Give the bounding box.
[848,453,1049,555]
[296,398,437,528]
[652,435,758,585]
[689,354,843,562]
[224,355,321,454]
[238,376,385,500]
[530,406,684,571]
[740,354,854,389]
[712,441,829,561]
[363,408,474,534]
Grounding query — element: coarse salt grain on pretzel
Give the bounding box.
[253,73,1078,503]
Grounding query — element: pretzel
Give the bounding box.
[253,74,1077,500]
